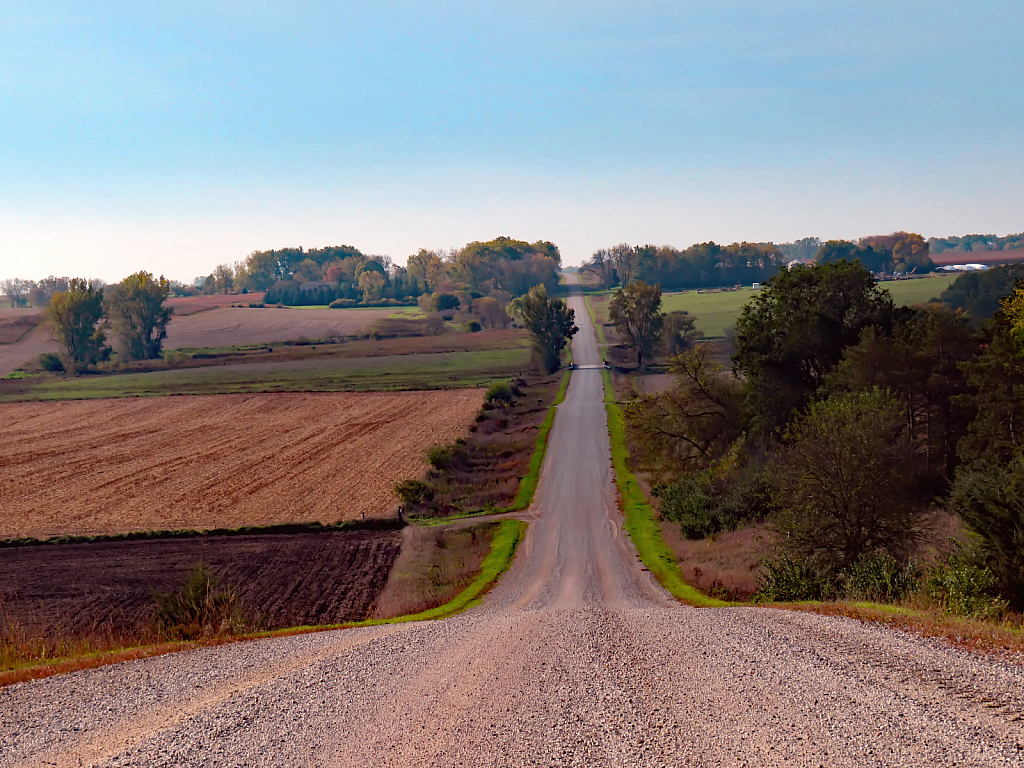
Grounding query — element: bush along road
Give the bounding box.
[2,278,1023,766]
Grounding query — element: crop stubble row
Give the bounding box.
[0,390,483,539]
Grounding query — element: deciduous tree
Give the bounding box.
[609,280,664,368]
[105,271,174,360]
[512,285,577,374]
[624,345,743,474]
[733,261,895,435]
[46,278,108,373]
[773,390,928,571]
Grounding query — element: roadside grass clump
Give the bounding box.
[152,564,244,640]
[754,554,839,603]
[846,551,921,603]
[923,555,1008,620]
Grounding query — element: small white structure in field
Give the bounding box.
[938,264,991,272]
[752,282,761,290]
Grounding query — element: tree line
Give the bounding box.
[619,260,1024,614]
[193,236,562,309]
[581,232,940,292]
[928,232,1024,254]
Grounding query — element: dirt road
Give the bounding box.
[2,279,1023,766]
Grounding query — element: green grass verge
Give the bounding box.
[0,349,532,402]
[502,368,572,512]
[353,519,526,624]
[600,368,728,607]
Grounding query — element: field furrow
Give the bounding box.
[0,391,483,539]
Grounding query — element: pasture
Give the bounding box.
[0,390,484,539]
[661,273,957,338]
[0,347,530,401]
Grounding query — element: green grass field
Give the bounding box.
[661,273,957,338]
[0,348,532,402]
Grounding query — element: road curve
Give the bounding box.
[2,278,1023,767]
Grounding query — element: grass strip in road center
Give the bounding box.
[601,368,728,608]
[0,519,527,688]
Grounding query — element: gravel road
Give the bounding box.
[2,279,1023,767]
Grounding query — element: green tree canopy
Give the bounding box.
[512,285,577,374]
[609,280,664,368]
[46,278,108,374]
[106,272,174,361]
[828,306,981,484]
[733,260,895,435]
[773,390,928,572]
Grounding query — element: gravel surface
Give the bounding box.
[2,281,1023,767]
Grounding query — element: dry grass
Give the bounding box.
[661,523,771,600]
[372,523,499,618]
[0,391,483,538]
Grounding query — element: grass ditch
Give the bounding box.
[0,519,526,688]
[398,370,570,521]
[505,368,571,512]
[601,368,727,607]
[584,295,608,349]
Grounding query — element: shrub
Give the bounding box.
[655,472,720,539]
[426,442,465,471]
[772,390,928,571]
[38,353,64,373]
[394,479,433,507]
[754,555,839,602]
[925,556,1008,619]
[484,382,515,406]
[329,298,358,308]
[434,293,460,312]
[162,350,189,366]
[846,551,921,603]
[465,320,482,333]
[950,456,1024,610]
[655,467,775,540]
[152,564,243,640]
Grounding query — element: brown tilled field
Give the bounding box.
[166,293,266,315]
[0,390,483,539]
[0,311,42,344]
[163,306,393,348]
[0,529,402,633]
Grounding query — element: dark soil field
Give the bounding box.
[0,530,402,635]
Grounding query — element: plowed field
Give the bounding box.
[0,530,402,633]
[163,307,393,348]
[0,391,483,539]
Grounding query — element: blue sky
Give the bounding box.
[1,1,1022,282]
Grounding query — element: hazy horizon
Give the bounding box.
[2,1,1022,283]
